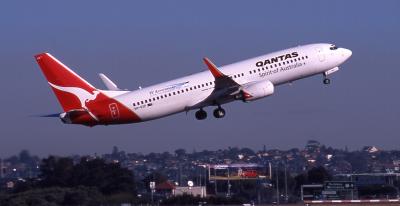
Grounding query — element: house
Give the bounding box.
[156,181,176,197]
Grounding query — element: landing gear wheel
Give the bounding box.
[195,109,207,120]
[323,78,331,85]
[213,107,226,118]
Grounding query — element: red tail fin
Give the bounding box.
[35,53,98,112]
[35,53,142,125]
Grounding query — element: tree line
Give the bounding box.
[0,156,137,206]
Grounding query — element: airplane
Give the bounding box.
[35,43,352,126]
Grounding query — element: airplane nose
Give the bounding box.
[341,48,352,59]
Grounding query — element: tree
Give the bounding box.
[174,149,186,157]
[71,158,135,195]
[294,173,307,191]
[307,166,331,184]
[112,146,119,155]
[143,172,168,191]
[0,187,103,206]
[38,156,135,195]
[240,148,255,156]
[18,150,31,164]
[39,156,74,187]
[346,151,369,172]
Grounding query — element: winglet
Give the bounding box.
[203,57,225,78]
[99,73,120,91]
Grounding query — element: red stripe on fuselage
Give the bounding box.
[85,93,141,125]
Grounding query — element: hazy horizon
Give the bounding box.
[0,139,386,159]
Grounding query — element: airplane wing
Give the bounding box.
[187,58,242,109]
[203,57,240,91]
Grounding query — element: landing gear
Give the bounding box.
[195,106,226,120]
[195,109,207,120]
[213,107,226,118]
[323,68,338,85]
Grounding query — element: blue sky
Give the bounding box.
[0,0,399,156]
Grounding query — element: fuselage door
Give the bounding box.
[315,47,325,62]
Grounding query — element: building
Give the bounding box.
[173,186,206,198]
[155,181,176,197]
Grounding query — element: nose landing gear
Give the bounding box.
[323,67,339,85]
[323,78,331,85]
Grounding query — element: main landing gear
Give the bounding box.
[213,106,226,118]
[195,109,207,120]
[195,106,226,120]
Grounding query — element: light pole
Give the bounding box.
[350,175,354,200]
[0,158,3,179]
[214,167,218,195]
[227,167,231,197]
[276,165,280,205]
[199,164,207,198]
[149,181,155,205]
[284,163,288,203]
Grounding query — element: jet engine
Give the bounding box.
[237,80,274,102]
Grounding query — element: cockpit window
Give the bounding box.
[330,45,338,50]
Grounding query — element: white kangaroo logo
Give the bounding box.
[49,82,100,121]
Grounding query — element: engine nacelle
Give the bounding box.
[239,80,274,102]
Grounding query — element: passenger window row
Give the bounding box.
[133,81,215,107]
[231,73,245,79]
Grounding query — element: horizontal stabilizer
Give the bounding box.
[99,73,120,91]
[30,113,60,118]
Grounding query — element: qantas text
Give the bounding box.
[256,52,298,67]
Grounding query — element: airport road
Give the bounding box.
[225,204,400,206]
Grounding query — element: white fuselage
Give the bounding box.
[113,43,352,122]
